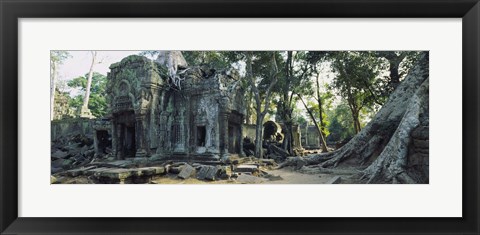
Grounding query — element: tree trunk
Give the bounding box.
[246,52,278,159]
[245,89,253,124]
[50,62,57,121]
[82,51,96,110]
[282,121,293,154]
[389,61,400,86]
[281,53,429,183]
[351,110,361,134]
[298,94,328,152]
[254,113,264,159]
[315,73,328,147]
[347,89,362,134]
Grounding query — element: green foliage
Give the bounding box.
[67,72,108,117]
[50,51,71,64]
[292,113,308,126]
[182,51,231,69]
[138,50,159,59]
[326,102,356,142]
[330,52,384,106]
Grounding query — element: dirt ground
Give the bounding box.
[53,165,360,184]
[149,167,337,184]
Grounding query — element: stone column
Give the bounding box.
[116,123,124,160]
[239,118,245,157]
[93,128,99,155]
[220,112,229,159]
[111,123,117,157]
[135,113,147,158]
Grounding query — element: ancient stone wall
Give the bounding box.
[51,118,95,141]
[106,55,245,161]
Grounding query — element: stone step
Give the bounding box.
[234,164,259,173]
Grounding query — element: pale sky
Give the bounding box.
[55,50,341,124]
[56,50,143,83]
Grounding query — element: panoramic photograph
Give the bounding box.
[50,50,429,184]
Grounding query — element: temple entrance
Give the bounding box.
[96,130,111,154]
[117,111,136,158]
[228,123,241,154]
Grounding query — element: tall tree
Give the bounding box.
[297,94,328,152]
[274,51,305,154]
[376,51,420,90]
[79,51,98,117]
[281,53,429,184]
[182,51,229,69]
[245,51,280,159]
[50,51,70,120]
[68,72,108,118]
[330,51,382,134]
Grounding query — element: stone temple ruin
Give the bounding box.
[50,54,318,183]
[104,55,245,162]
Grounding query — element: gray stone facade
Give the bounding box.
[105,55,245,161]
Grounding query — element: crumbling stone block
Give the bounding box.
[216,165,232,179]
[235,164,259,173]
[178,164,196,179]
[196,165,218,181]
[52,150,70,159]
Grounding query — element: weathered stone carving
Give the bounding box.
[106,54,245,162]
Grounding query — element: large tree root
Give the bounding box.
[360,77,428,183]
[281,53,429,184]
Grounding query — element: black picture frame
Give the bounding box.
[1,0,479,234]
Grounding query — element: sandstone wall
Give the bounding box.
[51,118,95,141]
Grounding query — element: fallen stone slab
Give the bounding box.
[327,176,342,184]
[95,169,133,181]
[61,159,75,169]
[136,166,165,176]
[90,160,134,168]
[52,158,65,168]
[51,166,63,174]
[65,166,96,177]
[196,165,218,181]
[216,165,232,179]
[52,150,70,159]
[234,164,259,173]
[84,167,109,176]
[236,174,265,184]
[169,165,184,174]
[178,164,196,179]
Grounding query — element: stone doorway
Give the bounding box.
[96,130,111,154]
[117,111,136,158]
[228,123,241,154]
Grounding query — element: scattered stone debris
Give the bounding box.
[51,133,98,173]
[50,176,57,184]
[196,165,218,181]
[234,164,259,173]
[178,164,196,179]
[51,128,347,184]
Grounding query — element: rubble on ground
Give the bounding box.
[51,132,348,184]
